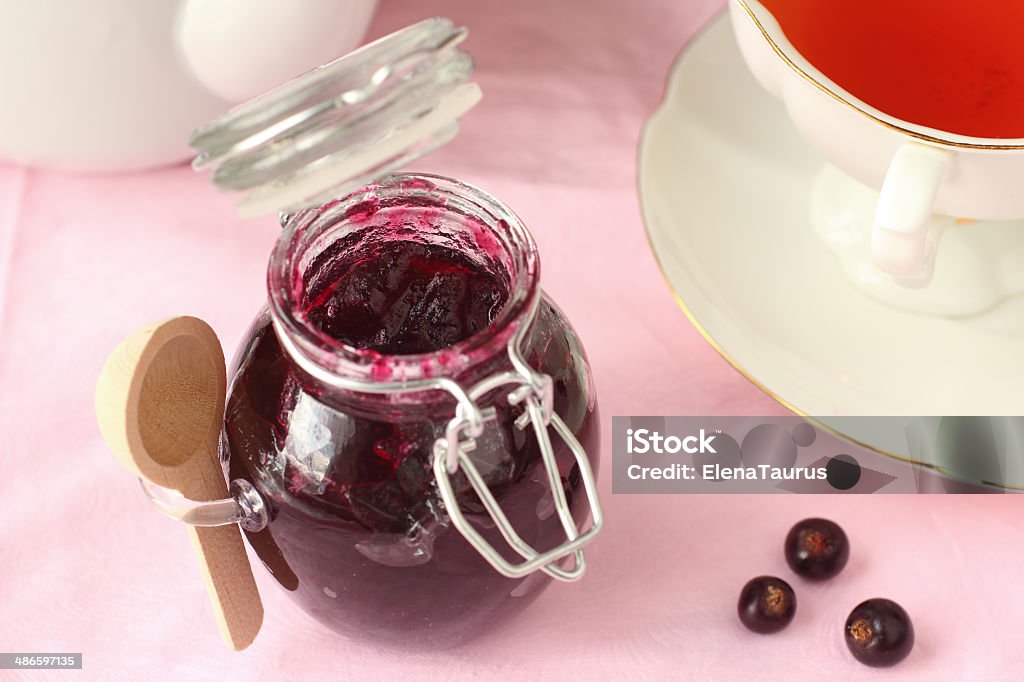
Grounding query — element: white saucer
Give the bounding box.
[638,13,1024,426]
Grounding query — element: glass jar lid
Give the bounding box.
[190,17,480,218]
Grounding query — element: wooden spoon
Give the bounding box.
[95,316,262,650]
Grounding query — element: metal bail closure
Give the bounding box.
[431,326,604,583]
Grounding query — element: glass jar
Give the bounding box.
[219,173,600,646]
[130,17,603,649]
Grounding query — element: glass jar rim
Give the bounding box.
[267,172,541,383]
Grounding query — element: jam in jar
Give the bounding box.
[220,174,601,646]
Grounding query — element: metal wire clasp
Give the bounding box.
[430,325,603,582]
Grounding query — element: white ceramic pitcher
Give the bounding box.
[0,0,377,172]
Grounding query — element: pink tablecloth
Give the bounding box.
[2,1,1023,679]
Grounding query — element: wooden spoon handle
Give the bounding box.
[188,524,264,650]
[176,390,263,651]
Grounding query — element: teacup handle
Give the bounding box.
[872,143,953,283]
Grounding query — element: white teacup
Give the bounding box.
[730,0,1024,305]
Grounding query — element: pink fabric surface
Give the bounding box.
[2,1,1023,679]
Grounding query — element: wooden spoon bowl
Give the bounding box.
[96,316,262,650]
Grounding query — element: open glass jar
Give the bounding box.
[152,18,603,647]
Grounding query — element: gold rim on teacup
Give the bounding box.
[735,0,1024,151]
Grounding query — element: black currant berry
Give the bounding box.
[784,518,849,580]
[737,576,797,634]
[845,598,915,667]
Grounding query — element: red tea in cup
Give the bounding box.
[760,0,1024,138]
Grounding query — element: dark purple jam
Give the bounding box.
[222,223,599,648]
[304,240,509,355]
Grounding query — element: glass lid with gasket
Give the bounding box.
[136,17,604,648]
[191,16,483,217]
